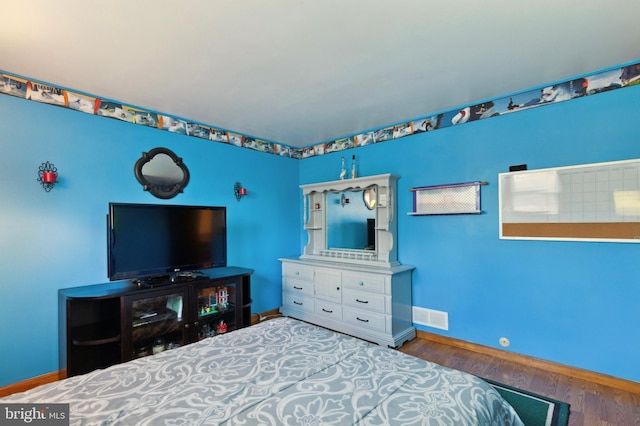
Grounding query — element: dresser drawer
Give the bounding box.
[282,262,315,281]
[342,272,387,294]
[283,293,314,313]
[283,278,314,296]
[314,267,341,303]
[342,288,386,313]
[343,307,388,333]
[314,300,342,320]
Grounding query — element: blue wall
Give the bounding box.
[0,94,300,387]
[300,86,640,381]
[300,84,640,382]
[1,71,639,388]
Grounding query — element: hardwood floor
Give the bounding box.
[399,336,640,425]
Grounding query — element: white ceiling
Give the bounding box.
[2,0,640,147]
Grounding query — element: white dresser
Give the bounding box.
[280,173,415,347]
[280,257,415,348]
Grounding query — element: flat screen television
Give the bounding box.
[107,203,227,282]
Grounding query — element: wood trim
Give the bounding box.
[502,222,640,240]
[251,308,282,325]
[0,371,61,398]
[416,329,640,394]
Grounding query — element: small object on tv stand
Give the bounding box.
[136,276,174,288]
[152,337,165,354]
[136,272,208,288]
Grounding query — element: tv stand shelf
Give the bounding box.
[59,266,253,377]
[70,324,120,346]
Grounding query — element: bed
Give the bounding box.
[3,317,523,425]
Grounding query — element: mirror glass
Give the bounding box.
[134,147,190,199]
[363,187,377,209]
[141,153,184,185]
[326,189,376,250]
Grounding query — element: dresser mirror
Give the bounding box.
[300,174,399,267]
[326,189,376,251]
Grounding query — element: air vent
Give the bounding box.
[412,306,449,330]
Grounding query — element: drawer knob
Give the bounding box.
[356,317,369,323]
[322,308,333,313]
[296,271,300,275]
[293,286,303,290]
[293,301,303,305]
[356,299,368,304]
[358,281,364,286]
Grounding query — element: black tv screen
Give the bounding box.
[108,203,227,281]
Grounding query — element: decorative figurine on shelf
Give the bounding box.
[339,157,347,180]
[208,291,217,309]
[199,291,219,316]
[199,324,209,339]
[152,337,165,354]
[351,154,357,179]
[218,286,228,309]
[216,320,227,334]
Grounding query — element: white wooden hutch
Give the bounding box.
[280,173,415,348]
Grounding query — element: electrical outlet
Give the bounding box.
[499,337,510,347]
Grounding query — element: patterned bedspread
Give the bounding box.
[3,317,523,425]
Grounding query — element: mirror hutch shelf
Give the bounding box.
[280,173,415,348]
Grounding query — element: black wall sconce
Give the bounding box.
[37,161,58,192]
[234,182,247,201]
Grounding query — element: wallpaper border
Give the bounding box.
[1,62,639,159]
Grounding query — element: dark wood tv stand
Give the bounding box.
[59,266,253,378]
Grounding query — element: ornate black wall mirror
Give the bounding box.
[134,147,190,199]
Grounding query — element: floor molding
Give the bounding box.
[0,371,60,398]
[416,329,640,394]
[251,308,282,325]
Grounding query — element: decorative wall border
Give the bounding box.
[1,62,639,159]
